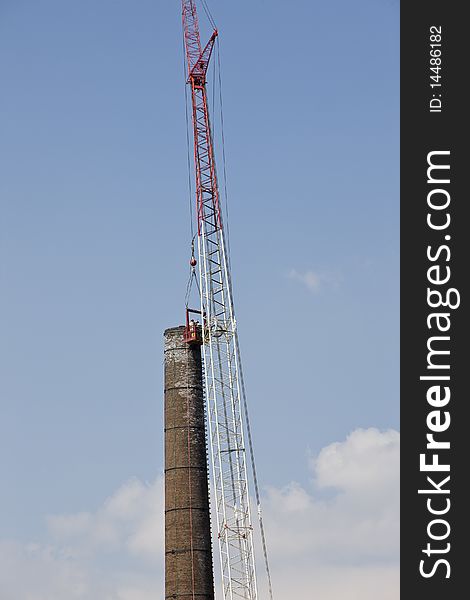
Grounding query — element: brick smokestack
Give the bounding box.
[164,326,214,600]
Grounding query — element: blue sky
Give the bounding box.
[0,1,399,597]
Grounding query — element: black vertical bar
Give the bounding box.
[401,3,467,598]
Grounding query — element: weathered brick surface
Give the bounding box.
[164,326,214,600]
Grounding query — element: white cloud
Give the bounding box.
[0,429,399,600]
[47,477,164,563]
[313,427,400,499]
[256,428,399,600]
[0,538,163,600]
[289,268,321,292]
[0,541,93,600]
[288,268,342,293]
[258,564,398,600]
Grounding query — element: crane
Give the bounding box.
[180,2,273,600]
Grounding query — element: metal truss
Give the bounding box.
[182,2,258,599]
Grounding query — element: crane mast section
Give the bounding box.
[182,0,202,72]
[181,2,258,600]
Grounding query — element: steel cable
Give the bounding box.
[235,337,275,600]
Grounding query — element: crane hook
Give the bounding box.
[190,238,197,267]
